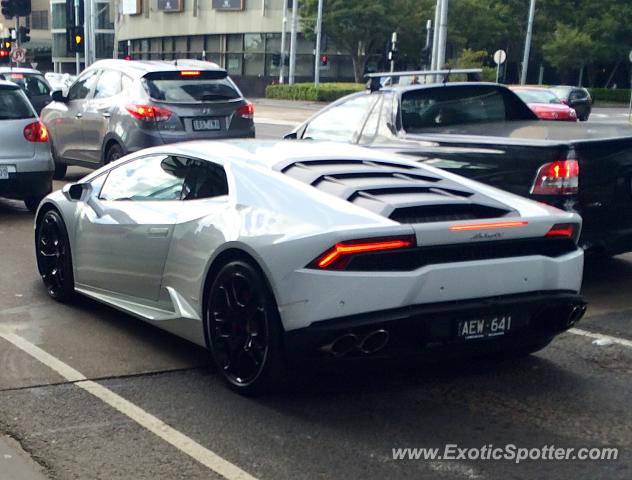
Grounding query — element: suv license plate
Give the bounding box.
[457,315,513,340]
[0,165,9,180]
[193,118,221,131]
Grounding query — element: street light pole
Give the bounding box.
[74,0,80,74]
[520,0,536,85]
[436,0,448,70]
[430,0,440,71]
[288,0,299,85]
[279,0,288,83]
[313,0,323,86]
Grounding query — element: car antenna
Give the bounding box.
[443,67,452,85]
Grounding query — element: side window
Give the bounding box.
[94,70,123,99]
[67,70,99,101]
[99,155,189,201]
[303,94,377,142]
[182,159,229,200]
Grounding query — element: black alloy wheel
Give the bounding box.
[206,260,287,394]
[35,209,75,301]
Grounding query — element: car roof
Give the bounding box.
[0,79,20,89]
[0,67,44,75]
[85,59,225,78]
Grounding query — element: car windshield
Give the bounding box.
[142,71,240,102]
[400,85,531,130]
[513,89,562,104]
[0,88,34,119]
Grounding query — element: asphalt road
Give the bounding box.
[1,121,632,479]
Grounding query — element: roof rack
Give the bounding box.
[365,68,483,92]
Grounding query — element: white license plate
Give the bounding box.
[193,118,221,131]
[457,315,513,340]
[0,165,8,180]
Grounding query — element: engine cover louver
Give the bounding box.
[278,158,515,223]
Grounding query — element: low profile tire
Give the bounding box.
[24,196,44,212]
[206,260,288,395]
[105,143,124,164]
[35,209,75,301]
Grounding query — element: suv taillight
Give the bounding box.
[236,102,254,119]
[531,160,579,195]
[23,121,49,142]
[125,104,172,122]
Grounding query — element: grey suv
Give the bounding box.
[41,59,255,179]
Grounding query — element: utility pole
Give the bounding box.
[313,0,323,86]
[436,0,448,70]
[520,0,536,85]
[279,0,288,83]
[430,0,440,71]
[288,0,298,85]
[74,0,80,74]
[389,32,397,72]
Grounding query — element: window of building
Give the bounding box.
[96,33,115,60]
[31,11,49,30]
[51,3,66,29]
[96,1,114,29]
[174,37,188,59]
[190,36,204,57]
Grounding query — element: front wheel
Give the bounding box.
[206,260,288,395]
[105,143,124,164]
[35,209,75,301]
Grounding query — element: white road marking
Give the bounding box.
[569,328,632,349]
[0,332,258,480]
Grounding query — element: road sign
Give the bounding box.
[11,46,25,63]
[493,49,507,65]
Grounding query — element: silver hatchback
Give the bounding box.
[0,81,53,211]
[41,59,255,179]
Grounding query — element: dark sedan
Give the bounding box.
[549,86,592,121]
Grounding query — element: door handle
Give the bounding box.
[148,227,169,237]
[75,113,83,118]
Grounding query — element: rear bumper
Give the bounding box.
[284,291,586,360]
[0,171,52,200]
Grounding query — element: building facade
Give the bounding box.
[117,0,354,95]
[0,0,52,70]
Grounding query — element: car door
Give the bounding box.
[300,93,378,143]
[23,75,52,114]
[73,154,190,302]
[82,69,124,163]
[54,69,99,162]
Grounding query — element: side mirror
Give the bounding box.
[283,131,298,140]
[62,183,93,202]
[51,90,67,102]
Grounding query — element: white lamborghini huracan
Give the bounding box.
[35,141,586,393]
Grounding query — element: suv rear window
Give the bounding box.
[142,70,240,103]
[0,88,34,119]
[400,85,534,130]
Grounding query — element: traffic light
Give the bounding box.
[14,0,30,16]
[0,47,9,63]
[271,53,281,67]
[17,26,29,43]
[67,25,84,53]
[320,55,328,67]
[2,37,11,50]
[1,0,16,19]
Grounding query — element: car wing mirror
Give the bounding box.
[63,182,93,202]
[283,131,298,140]
[51,90,67,102]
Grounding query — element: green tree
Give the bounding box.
[542,23,594,83]
[300,0,425,82]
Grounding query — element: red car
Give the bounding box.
[510,87,577,122]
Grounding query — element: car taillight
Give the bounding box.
[531,160,579,195]
[309,235,415,270]
[125,104,172,122]
[546,223,579,242]
[23,121,49,142]
[236,102,254,119]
